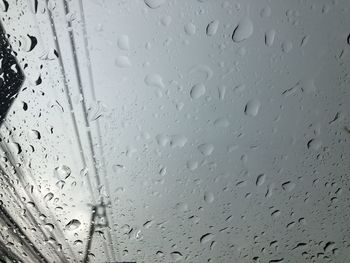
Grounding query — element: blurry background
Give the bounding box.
[1,0,350,262]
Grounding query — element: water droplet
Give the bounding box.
[26,34,38,52]
[144,0,165,9]
[186,160,198,171]
[213,118,230,128]
[218,86,226,100]
[115,56,131,67]
[232,17,253,43]
[170,135,187,148]
[260,6,271,18]
[160,15,172,27]
[307,138,322,151]
[265,29,276,47]
[170,251,183,262]
[244,99,261,116]
[281,181,295,192]
[206,20,219,36]
[54,165,71,179]
[175,202,188,212]
[256,174,266,186]
[65,219,81,231]
[204,191,215,204]
[198,143,214,156]
[44,223,54,232]
[281,41,293,53]
[190,83,206,99]
[117,35,130,50]
[184,22,196,36]
[156,134,169,146]
[200,233,214,244]
[44,192,54,202]
[145,74,165,88]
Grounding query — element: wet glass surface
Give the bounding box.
[0,0,350,262]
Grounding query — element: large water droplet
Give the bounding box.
[200,233,214,244]
[44,192,54,202]
[232,17,253,43]
[65,219,81,231]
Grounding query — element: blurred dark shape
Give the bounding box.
[0,22,24,125]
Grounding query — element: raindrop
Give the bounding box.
[144,0,165,9]
[307,138,322,151]
[213,118,230,128]
[186,160,198,171]
[117,35,130,50]
[65,219,81,231]
[44,223,54,232]
[244,99,261,116]
[200,233,214,244]
[256,174,266,186]
[265,29,276,47]
[190,83,206,99]
[115,56,131,67]
[232,14,253,43]
[44,192,54,202]
[260,6,271,18]
[184,22,196,35]
[281,181,295,192]
[26,34,38,52]
[54,165,71,179]
[198,143,214,156]
[170,251,183,262]
[206,20,219,36]
[204,191,215,204]
[145,74,165,88]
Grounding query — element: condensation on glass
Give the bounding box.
[0,0,350,262]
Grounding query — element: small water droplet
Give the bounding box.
[307,138,322,151]
[170,251,183,262]
[265,29,276,47]
[115,56,131,67]
[145,74,165,88]
[204,191,215,204]
[144,0,165,9]
[244,99,261,117]
[214,118,230,128]
[184,22,196,35]
[206,20,219,36]
[281,181,295,192]
[117,35,130,50]
[256,174,266,186]
[186,160,198,171]
[198,143,214,156]
[190,83,206,99]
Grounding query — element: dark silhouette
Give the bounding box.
[0,22,24,124]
